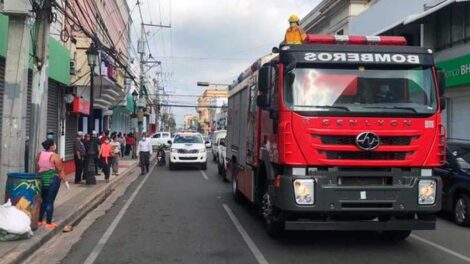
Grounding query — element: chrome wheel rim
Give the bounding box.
[455,198,467,224]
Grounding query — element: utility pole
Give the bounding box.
[28,1,52,173]
[134,0,170,158]
[0,0,32,201]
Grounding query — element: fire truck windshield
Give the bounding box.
[284,66,437,116]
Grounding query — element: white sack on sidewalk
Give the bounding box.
[0,199,32,235]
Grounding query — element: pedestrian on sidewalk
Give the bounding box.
[137,133,153,175]
[92,131,101,175]
[35,139,66,229]
[117,132,125,157]
[111,135,122,176]
[125,133,134,156]
[99,138,113,183]
[73,132,86,184]
[83,134,98,185]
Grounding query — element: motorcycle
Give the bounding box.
[157,146,166,166]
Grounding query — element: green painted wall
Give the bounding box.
[0,14,71,85]
[0,15,8,57]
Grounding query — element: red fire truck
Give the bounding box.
[226,35,446,240]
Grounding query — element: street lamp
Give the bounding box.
[131,90,139,159]
[196,81,231,89]
[86,43,99,134]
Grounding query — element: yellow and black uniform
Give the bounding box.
[285,25,307,45]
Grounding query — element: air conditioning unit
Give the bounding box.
[1,0,29,15]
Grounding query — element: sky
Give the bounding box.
[129,0,321,126]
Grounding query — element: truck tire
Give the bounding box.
[262,190,285,239]
[232,165,243,204]
[380,230,411,241]
[454,193,470,226]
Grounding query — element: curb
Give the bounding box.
[1,158,149,264]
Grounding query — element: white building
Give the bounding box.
[300,0,374,35]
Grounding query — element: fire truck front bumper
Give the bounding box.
[271,171,441,231]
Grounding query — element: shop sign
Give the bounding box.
[72,97,90,115]
[107,64,117,81]
[436,54,470,88]
[116,69,125,89]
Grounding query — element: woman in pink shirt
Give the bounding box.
[35,139,66,229]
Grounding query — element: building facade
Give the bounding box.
[300,0,374,35]
[350,0,470,140]
[196,89,228,135]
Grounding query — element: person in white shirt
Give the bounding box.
[111,136,122,176]
[137,133,153,175]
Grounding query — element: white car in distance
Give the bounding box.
[169,133,207,170]
[217,137,227,181]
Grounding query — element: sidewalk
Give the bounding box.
[0,156,147,264]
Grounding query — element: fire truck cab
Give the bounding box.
[226,35,446,239]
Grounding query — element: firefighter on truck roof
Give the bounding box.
[285,14,307,45]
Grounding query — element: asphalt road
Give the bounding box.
[58,154,470,264]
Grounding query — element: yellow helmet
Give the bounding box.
[289,14,300,23]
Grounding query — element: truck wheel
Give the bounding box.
[232,166,243,204]
[380,230,411,242]
[262,191,284,239]
[454,193,470,226]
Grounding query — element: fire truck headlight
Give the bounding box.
[293,179,314,205]
[418,180,436,205]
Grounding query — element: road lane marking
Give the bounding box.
[223,204,269,264]
[200,170,209,180]
[83,161,158,264]
[411,234,470,263]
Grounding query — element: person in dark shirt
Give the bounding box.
[73,132,86,184]
[83,133,98,185]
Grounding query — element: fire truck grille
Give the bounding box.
[319,135,412,146]
[326,151,407,160]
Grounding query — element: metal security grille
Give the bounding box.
[65,105,78,160]
[0,60,31,162]
[47,80,61,143]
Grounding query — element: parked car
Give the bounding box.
[434,139,470,226]
[150,132,172,149]
[203,136,211,148]
[217,137,227,181]
[169,132,207,170]
[211,130,226,162]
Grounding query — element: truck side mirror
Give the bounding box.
[258,65,274,93]
[437,70,446,97]
[440,96,447,111]
[256,94,270,108]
